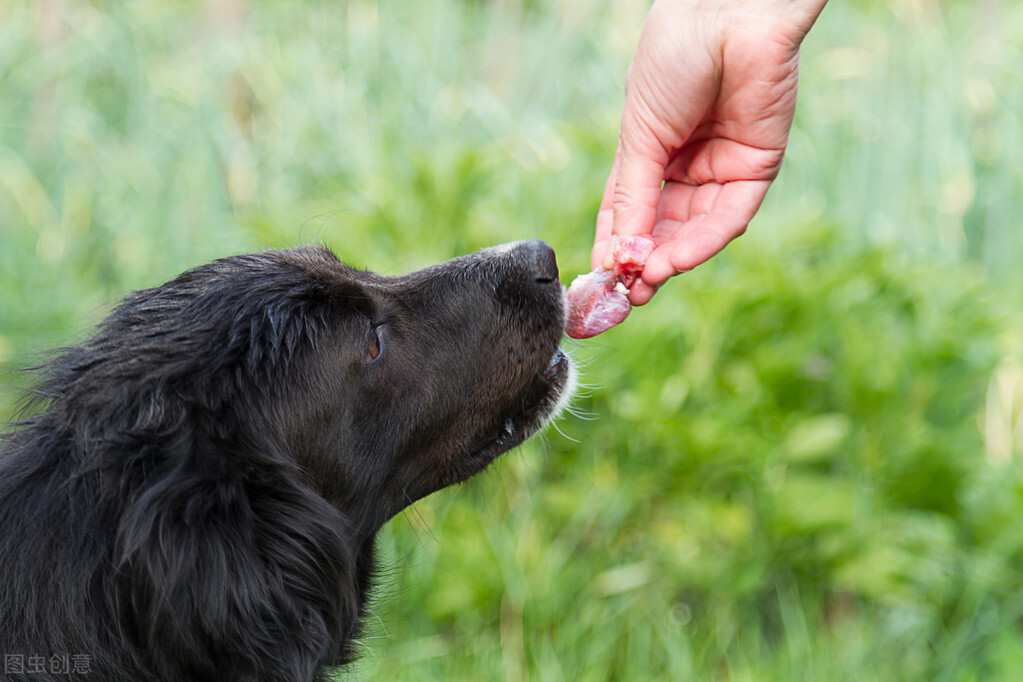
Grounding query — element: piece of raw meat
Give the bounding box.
[564,269,631,340]
[564,235,654,339]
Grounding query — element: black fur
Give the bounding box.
[0,241,571,681]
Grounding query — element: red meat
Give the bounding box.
[564,235,655,339]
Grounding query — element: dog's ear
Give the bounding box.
[112,437,363,678]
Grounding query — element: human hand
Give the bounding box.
[593,0,828,305]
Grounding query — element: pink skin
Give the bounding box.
[591,0,828,306]
[565,235,655,339]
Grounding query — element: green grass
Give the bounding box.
[3,0,1023,679]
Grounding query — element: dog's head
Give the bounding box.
[60,240,572,536]
[277,240,574,531]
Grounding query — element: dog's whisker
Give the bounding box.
[565,405,599,421]
[547,417,580,444]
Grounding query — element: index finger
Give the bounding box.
[602,139,666,269]
[591,151,620,271]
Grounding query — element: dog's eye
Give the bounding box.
[365,325,382,363]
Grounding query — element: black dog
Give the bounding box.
[0,241,573,681]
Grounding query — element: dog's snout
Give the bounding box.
[474,239,562,291]
[519,239,560,284]
[531,240,559,284]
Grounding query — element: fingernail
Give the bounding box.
[601,235,618,269]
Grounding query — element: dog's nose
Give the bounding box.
[478,239,561,287]
[529,240,559,284]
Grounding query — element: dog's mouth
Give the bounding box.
[464,348,574,467]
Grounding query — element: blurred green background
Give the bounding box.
[3,0,1023,679]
